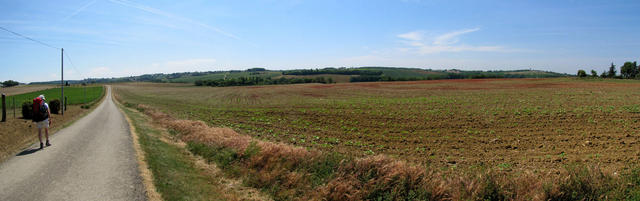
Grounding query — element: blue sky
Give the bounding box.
[1,0,639,83]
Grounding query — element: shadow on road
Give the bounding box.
[16,148,41,156]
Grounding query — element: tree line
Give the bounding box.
[577,61,638,79]
[350,71,564,82]
[283,67,383,76]
[1,80,19,87]
[195,76,334,87]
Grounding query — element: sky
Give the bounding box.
[1,0,639,83]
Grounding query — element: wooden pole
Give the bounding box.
[61,48,64,115]
[1,93,5,122]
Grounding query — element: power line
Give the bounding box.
[0,26,86,80]
[63,51,85,80]
[0,26,60,50]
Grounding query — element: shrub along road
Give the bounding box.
[0,86,145,200]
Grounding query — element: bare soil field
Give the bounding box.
[0,85,55,96]
[113,78,640,172]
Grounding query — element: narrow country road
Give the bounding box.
[0,86,145,201]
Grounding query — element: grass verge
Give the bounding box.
[117,98,271,201]
[119,104,228,201]
[116,100,162,201]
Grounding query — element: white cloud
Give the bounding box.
[397,28,514,54]
[433,28,479,45]
[397,31,423,41]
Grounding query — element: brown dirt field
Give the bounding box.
[0,85,56,96]
[113,78,640,172]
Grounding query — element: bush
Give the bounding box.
[49,99,61,114]
[577,70,587,78]
[2,80,19,87]
[21,101,32,119]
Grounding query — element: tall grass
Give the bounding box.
[125,102,640,201]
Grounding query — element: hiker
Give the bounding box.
[33,95,51,149]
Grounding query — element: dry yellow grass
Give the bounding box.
[119,101,272,201]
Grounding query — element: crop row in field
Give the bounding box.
[3,86,104,109]
[113,78,640,171]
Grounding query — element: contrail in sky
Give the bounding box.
[61,0,98,22]
[108,0,243,41]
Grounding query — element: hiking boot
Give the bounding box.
[46,141,51,147]
[40,143,44,149]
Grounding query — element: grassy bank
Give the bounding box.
[118,100,270,201]
[119,105,228,200]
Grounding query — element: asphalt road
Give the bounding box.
[0,86,145,201]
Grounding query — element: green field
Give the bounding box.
[4,86,104,109]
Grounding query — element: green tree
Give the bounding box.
[601,71,608,78]
[2,80,19,87]
[620,61,637,79]
[590,70,598,77]
[577,70,587,78]
[608,63,617,78]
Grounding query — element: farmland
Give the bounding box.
[0,84,56,96]
[113,78,640,172]
[3,86,104,112]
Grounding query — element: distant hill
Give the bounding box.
[29,67,570,85]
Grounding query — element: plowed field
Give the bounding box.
[113,78,640,171]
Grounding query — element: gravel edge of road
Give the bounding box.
[114,93,163,201]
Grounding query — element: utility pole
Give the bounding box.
[61,48,64,115]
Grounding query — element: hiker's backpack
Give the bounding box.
[32,97,49,122]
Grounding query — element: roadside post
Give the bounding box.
[1,93,5,122]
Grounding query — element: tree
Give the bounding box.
[590,70,598,77]
[601,71,608,78]
[620,61,637,79]
[2,80,19,87]
[608,63,617,78]
[577,70,587,78]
